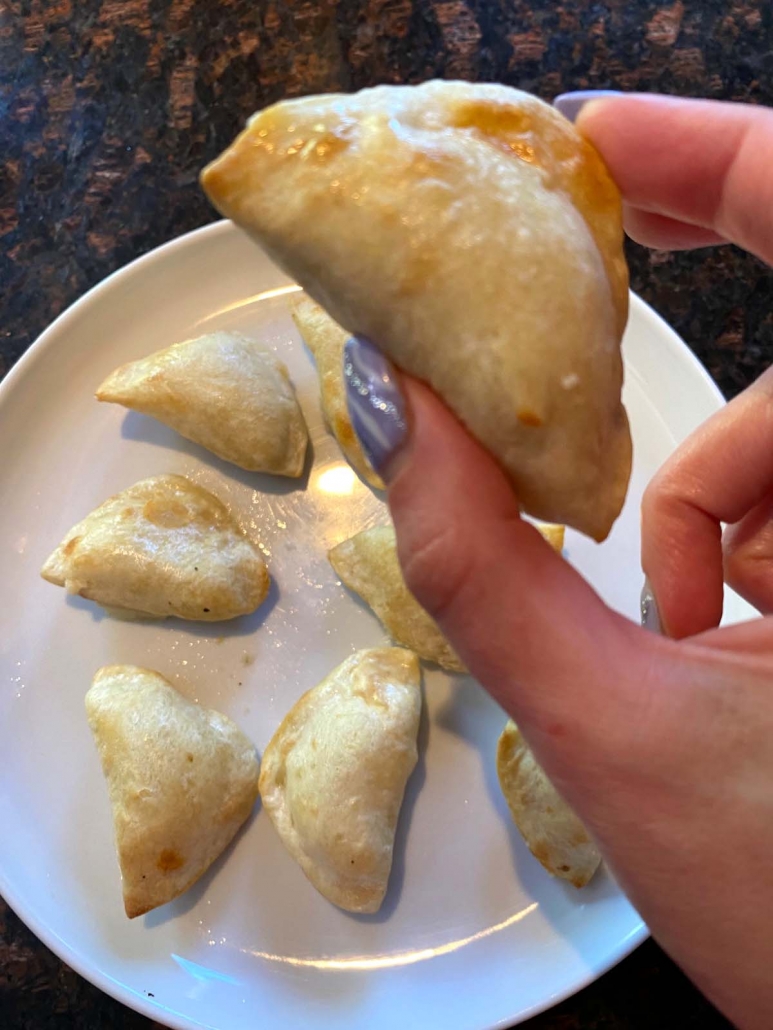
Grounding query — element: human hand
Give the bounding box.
[343,94,773,1029]
[573,92,773,641]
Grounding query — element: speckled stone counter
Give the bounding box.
[2,0,770,1026]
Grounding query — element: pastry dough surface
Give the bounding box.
[291,297,383,489]
[202,80,631,540]
[41,474,269,621]
[329,520,565,672]
[97,331,309,476]
[259,647,421,913]
[497,720,601,889]
[330,525,464,671]
[86,665,260,918]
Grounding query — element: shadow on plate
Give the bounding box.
[120,410,314,495]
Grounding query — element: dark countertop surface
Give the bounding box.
[1,0,771,1026]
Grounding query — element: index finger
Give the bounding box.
[576,95,773,265]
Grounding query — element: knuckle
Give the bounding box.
[641,478,669,533]
[641,462,705,550]
[641,463,681,521]
[399,522,474,625]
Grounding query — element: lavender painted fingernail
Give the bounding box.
[344,336,408,479]
[553,89,622,123]
[640,578,662,634]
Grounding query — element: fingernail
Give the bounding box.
[553,89,622,123]
[640,578,662,634]
[344,336,408,478]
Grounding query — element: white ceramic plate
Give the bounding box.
[0,222,752,1030]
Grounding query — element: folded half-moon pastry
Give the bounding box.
[329,520,565,672]
[201,80,631,540]
[329,525,463,671]
[497,720,601,888]
[259,647,421,913]
[86,665,260,917]
[97,331,309,476]
[291,296,383,489]
[41,474,269,620]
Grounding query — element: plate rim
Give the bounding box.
[0,219,727,1029]
[0,220,230,413]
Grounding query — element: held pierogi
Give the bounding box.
[202,79,631,541]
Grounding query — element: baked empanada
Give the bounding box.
[86,665,260,917]
[291,296,383,489]
[497,720,600,888]
[41,474,269,620]
[97,331,309,476]
[259,648,421,913]
[329,521,564,672]
[329,525,463,671]
[201,80,631,541]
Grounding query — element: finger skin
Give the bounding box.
[623,206,726,251]
[724,495,773,615]
[386,375,773,1029]
[575,95,773,637]
[577,95,773,265]
[386,376,643,764]
[640,368,773,638]
[377,95,773,1025]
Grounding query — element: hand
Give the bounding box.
[576,93,773,641]
[343,95,773,1029]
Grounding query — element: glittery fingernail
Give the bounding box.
[553,89,623,123]
[344,336,408,479]
[640,578,662,634]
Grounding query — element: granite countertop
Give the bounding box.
[1,0,771,1026]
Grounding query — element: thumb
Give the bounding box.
[344,335,644,758]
